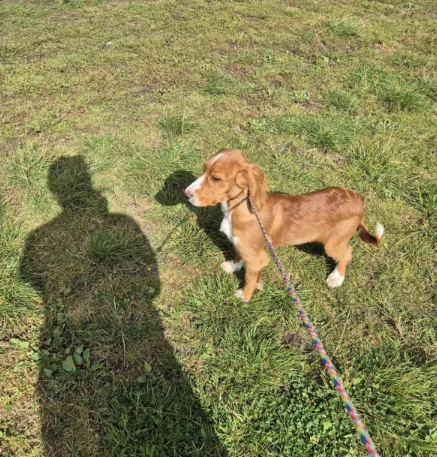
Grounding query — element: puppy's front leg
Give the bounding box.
[235,250,269,302]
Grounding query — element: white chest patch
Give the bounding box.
[220,202,238,245]
[220,202,232,241]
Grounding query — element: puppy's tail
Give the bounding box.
[357,221,384,247]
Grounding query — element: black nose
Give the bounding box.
[184,188,193,199]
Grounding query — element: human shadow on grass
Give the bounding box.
[20,157,227,457]
[155,170,235,261]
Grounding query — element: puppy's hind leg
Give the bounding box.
[325,242,352,288]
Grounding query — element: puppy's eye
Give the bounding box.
[211,176,221,182]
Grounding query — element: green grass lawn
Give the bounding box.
[1,0,437,456]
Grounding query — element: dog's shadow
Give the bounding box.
[294,242,336,275]
[155,170,235,261]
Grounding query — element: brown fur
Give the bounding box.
[184,149,383,301]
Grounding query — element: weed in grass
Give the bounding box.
[405,2,423,11]
[230,372,361,456]
[324,19,361,37]
[291,90,310,103]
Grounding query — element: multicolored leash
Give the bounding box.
[248,196,380,457]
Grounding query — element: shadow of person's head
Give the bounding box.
[48,156,107,212]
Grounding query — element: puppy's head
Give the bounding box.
[184,149,268,210]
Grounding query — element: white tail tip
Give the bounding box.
[375,222,384,240]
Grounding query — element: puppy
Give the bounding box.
[184,149,384,301]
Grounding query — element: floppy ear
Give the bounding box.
[235,164,268,212]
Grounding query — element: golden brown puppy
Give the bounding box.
[184,149,384,302]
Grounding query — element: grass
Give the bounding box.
[1,0,437,456]
[273,114,357,152]
[202,70,238,96]
[159,111,196,138]
[324,19,361,37]
[324,91,360,113]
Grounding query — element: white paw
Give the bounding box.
[221,259,244,274]
[326,269,345,288]
[221,261,234,273]
[235,289,249,302]
[256,279,264,290]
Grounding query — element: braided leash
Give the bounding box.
[248,196,380,457]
